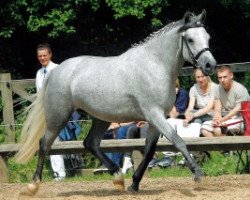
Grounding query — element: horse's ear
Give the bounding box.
[199,9,206,24]
[183,11,192,24]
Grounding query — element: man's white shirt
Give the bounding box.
[35,61,58,91]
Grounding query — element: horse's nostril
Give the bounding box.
[205,63,211,69]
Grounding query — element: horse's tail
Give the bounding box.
[14,82,47,164]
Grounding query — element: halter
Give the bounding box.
[181,26,211,69]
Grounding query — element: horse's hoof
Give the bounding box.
[113,179,125,191]
[19,181,40,196]
[113,172,124,191]
[194,170,204,183]
[194,175,202,182]
[127,186,139,193]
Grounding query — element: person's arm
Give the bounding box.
[219,84,248,124]
[173,89,189,118]
[212,99,223,127]
[221,104,241,123]
[136,121,146,127]
[192,96,215,118]
[169,106,179,118]
[35,70,41,92]
[108,122,132,130]
[185,96,196,122]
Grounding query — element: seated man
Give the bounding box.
[201,65,250,137]
[121,121,148,173]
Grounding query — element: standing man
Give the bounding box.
[35,43,66,181]
[36,43,58,91]
[201,65,250,137]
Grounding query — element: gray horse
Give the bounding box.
[15,10,216,195]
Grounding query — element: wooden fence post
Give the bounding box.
[0,155,8,183]
[132,150,148,177]
[0,73,15,143]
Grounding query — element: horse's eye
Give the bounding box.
[187,38,194,43]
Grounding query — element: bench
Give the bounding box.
[1,136,250,182]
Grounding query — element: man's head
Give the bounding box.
[37,43,52,67]
[216,65,233,91]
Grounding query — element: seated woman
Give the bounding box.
[165,69,217,165]
[167,68,217,138]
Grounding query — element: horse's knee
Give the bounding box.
[83,137,92,151]
[83,136,100,154]
[175,142,186,151]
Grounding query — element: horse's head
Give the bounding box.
[179,9,216,76]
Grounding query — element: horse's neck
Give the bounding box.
[144,28,184,77]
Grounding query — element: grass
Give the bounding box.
[7,151,248,183]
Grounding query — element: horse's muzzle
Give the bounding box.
[200,57,217,76]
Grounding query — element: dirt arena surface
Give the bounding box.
[1,174,250,200]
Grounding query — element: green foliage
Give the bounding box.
[0,0,171,38]
[27,7,76,38]
[106,0,168,18]
[242,72,250,94]
[0,126,5,143]
[106,0,169,28]
[202,151,238,176]
[8,156,52,183]
[0,0,92,38]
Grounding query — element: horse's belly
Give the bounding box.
[74,96,144,122]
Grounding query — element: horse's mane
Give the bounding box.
[131,19,183,48]
[132,11,204,48]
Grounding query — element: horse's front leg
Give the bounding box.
[128,125,160,192]
[149,111,204,182]
[84,119,124,190]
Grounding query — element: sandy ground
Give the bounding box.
[1,174,250,200]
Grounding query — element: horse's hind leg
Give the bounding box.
[84,118,124,190]
[21,106,72,196]
[128,125,160,192]
[20,127,62,196]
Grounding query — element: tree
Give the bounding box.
[0,0,250,77]
[0,0,170,39]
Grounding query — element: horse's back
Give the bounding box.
[45,55,147,122]
[45,47,175,123]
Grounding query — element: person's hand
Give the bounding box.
[137,121,146,127]
[212,118,224,127]
[183,119,189,127]
[185,112,194,122]
[108,123,120,130]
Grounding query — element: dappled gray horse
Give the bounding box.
[15,10,216,195]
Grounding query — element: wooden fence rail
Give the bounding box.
[1,137,250,156]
